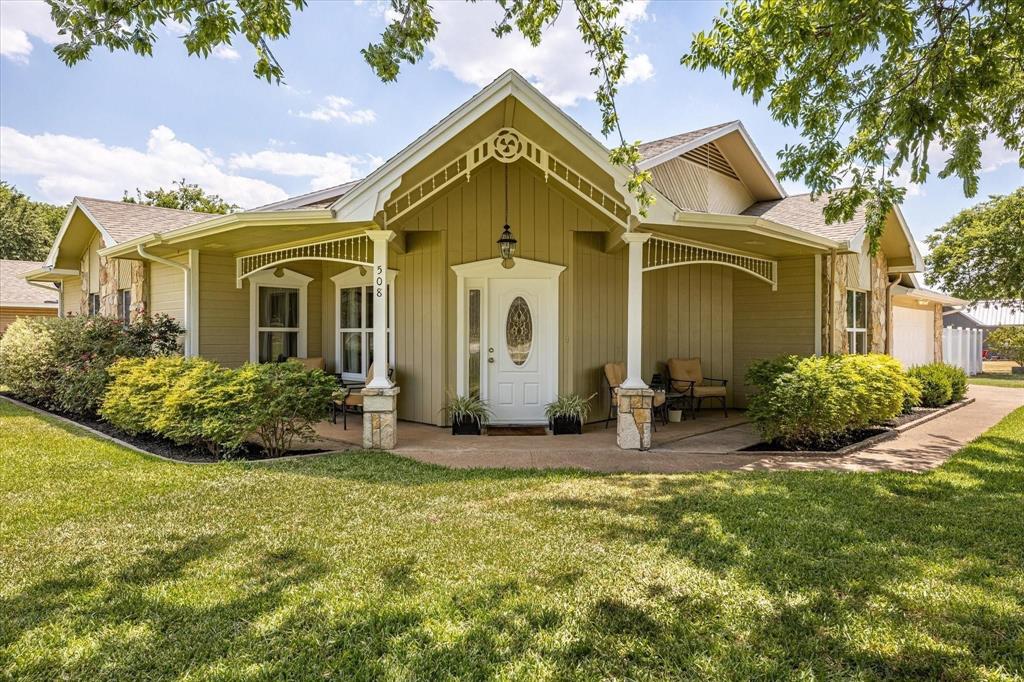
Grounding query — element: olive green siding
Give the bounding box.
[732,256,817,406]
[198,254,248,367]
[149,254,186,323]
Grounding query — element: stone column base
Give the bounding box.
[616,387,654,451]
[361,386,400,449]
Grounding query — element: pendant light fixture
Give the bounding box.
[497,163,517,269]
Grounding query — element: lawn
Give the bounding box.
[2,401,1022,680]
[970,372,1024,389]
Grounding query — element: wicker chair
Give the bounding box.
[666,357,728,418]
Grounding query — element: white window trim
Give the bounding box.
[847,289,868,354]
[331,267,397,380]
[248,268,313,363]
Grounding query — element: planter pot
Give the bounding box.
[551,416,583,435]
[668,409,683,423]
[451,417,481,435]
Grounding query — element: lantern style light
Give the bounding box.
[498,224,517,269]
[497,163,517,268]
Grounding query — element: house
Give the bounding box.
[944,301,1024,354]
[1,260,60,335]
[24,69,936,450]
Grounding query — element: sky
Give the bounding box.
[1,0,1021,251]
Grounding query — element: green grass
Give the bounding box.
[969,372,1024,388]
[2,402,1023,680]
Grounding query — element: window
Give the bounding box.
[117,289,132,324]
[87,293,100,316]
[467,288,481,397]
[248,268,311,363]
[332,268,396,380]
[847,290,868,354]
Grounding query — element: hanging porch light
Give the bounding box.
[497,163,517,268]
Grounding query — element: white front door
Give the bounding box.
[488,279,548,423]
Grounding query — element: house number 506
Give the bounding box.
[375,266,384,297]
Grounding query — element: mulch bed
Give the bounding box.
[7,396,327,463]
[740,427,891,453]
[884,407,942,429]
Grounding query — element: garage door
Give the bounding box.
[892,305,934,368]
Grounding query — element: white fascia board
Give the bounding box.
[44,199,117,267]
[330,69,678,227]
[637,121,787,199]
[250,181,361,212]
[671,210,841,251]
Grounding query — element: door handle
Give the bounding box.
[488,358,495,363]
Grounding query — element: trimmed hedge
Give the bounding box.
[907,363,967,407]
[0,314,183,416]
[746,353,920,449]
[100,357,335,458]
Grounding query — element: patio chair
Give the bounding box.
[331,362,395,429]
[603,362,668,430]
[666,357,728,418]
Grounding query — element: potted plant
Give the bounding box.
[444,394,491,435]
[544,393,595,435]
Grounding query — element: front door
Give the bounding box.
[488,279,548,423]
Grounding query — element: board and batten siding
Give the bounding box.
[732,256,817,406]
[394,159,617,425]
[60,276,82,315]
[648,156,754,215]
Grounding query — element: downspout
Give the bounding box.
[827,248,837,354]
[137,244,194,357]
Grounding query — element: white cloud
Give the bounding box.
[212,44,240,61]
[295,96,377,124]
[0,0,59,63]
[424,0,653,108]
[229,150,378,190]
[0,124,383,207]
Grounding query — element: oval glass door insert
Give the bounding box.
[505,296,533,366]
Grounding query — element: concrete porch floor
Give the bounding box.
[311,409,756,465]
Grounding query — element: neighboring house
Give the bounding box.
[944,301,1024,353]
[24,70,937,448]
[0,260,60,335]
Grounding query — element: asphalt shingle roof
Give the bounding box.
[77,197,218,243]
[637,121,737,161]
[1,260,59,307]
[741,192,866,242]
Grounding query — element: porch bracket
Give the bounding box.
[383,127,631,227]
[642,235,778,291]
[235,233,374,287]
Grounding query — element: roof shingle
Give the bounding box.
[1,260,59,307]
[741,192,866,242]
[638,121,737,161]
[77,197,218,244]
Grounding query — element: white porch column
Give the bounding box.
[621,232,651,389]
[366,230,396,388]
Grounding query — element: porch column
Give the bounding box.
[363,229,399,450]
[621,232,651,389]
[618,232,654,451]
[366,230,396,388]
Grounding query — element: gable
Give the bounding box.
[648,149,755,215]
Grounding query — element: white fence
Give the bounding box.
[942,326,983,376]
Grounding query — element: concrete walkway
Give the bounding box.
[323,384,1019,474]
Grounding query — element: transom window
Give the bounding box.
[333,268,396,380]
[847,290,868,354]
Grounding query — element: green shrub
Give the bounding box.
[938,363,968,402]
[100,356,191,435]
[0,317,58,405]
[908,364,953,407]
[232,362,335,457]
[746,353,917,449]
[157,360,250,457]
[0,314,184,416]
[902,376,923,414]
[987,326,1024,366]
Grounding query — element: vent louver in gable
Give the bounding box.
[680,142,740,181]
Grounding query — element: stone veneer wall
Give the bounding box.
[869,250,888,353]
[79,249,148,321]
[821,252,849,354]
[933,303,944,361]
